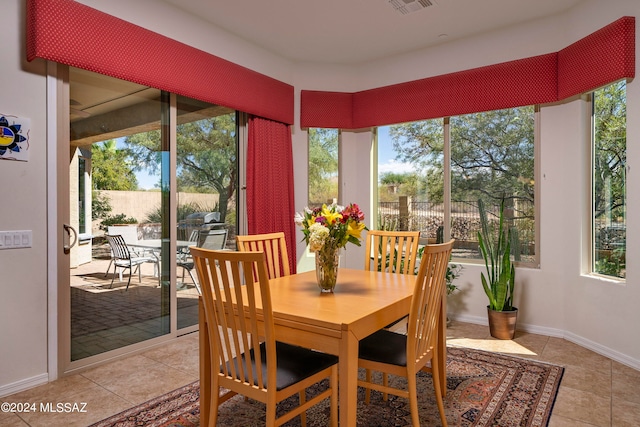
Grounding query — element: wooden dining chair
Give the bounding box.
[190,247,338,427]
[364,229,421,274]
[236,232,291,279]
[357,239,454,427]
[365,229,421,330]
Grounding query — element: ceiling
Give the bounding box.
[70,0,587,142]
[162,0,586,64]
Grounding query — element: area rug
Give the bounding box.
[90,346,564,427]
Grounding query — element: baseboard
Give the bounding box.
[0,373,49,398]
[564,331,640,371]
[450,313,640,371]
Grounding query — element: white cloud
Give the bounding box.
[378,159,416,175]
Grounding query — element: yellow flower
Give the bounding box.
[321,204,343,226]
[347,220,366,240]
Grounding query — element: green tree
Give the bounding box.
[308,128,338,205]
[379,172,425,201]
[390,107,535,205]
[91,140,138,190]
[593,80,626,222]
[124,112,237,222]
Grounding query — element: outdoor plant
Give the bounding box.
[99,213,137,231]
[478,197,516,311]
[445,260,463,295]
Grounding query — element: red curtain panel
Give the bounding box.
[247,116,297,273]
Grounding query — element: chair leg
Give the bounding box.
[109,263,117,288]
[365,369,372,404]
[104,259,113,278]
[431,353,448,427]
[330,365,338,427]
[407,374,420,427]
[383,373,389,401]
[126,265,134,290]
[209,379,219,427]
[299,391,307,426]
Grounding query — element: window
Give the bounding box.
[377,106,537,266]
[450,107,536,263]
[308,128,339,206]
[592,81,626,279]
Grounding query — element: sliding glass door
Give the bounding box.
[64,67,238,368]
[175,96,237,329]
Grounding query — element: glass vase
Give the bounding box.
[315,245,340,292]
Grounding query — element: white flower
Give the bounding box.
[294,212,305,226]
[308,223,329,252]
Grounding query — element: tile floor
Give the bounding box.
[1,321,639,426]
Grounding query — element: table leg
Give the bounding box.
[199,298,211,426]
[339,329,359,426]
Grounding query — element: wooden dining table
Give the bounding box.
[198,268,447,426]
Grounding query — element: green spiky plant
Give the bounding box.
[478,198,516,311]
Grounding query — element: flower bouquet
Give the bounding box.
[295,203,367,292]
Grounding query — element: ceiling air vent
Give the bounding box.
[388,0,434,15]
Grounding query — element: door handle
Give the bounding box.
[63,223,77,254]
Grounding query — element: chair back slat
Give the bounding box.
[236,232,290,280]
[407,240,454,369]
[191,247,275,392]
[365,230,421,274]
[197,229,228,250]
[105,234,131,260]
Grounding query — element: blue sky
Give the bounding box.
[377,126,416,175]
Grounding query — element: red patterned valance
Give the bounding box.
[300,91,356,129]
[301,16,635,129]
[26,0,294,125]
[558,16,635,99]
[353,54,557,128]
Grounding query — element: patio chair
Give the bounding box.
[104,225,154,277]
[197,228,228,250]
[236,232,290,280]
[357,239,454,427]
[191,247,338,427]
[177,229,228,293]
[105,234,159,290]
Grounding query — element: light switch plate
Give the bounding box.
[0,230,32,249]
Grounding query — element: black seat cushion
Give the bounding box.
[225,342,338,391]
[358,329,407,367]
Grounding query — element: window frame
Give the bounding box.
[589,81,627,281]
[375,105,540,268]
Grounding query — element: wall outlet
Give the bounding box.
[0,230,32,249]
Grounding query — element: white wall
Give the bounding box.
[2,0,640,396]
[0,0,50,395]
[334,0,640,369]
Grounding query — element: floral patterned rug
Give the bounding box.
[90,346,564,427]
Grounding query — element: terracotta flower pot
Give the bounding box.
[487,306,518,340]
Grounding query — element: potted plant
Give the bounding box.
[478,197,517,339]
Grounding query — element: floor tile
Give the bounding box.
[552,386,611,427]
[3,321,640,427]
